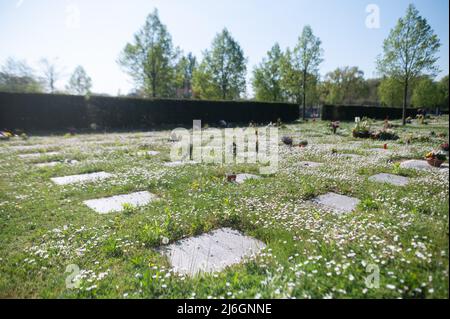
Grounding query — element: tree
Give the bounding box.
[377,4,441,125]
[279,48,302,104]
[378,77,405,107]
[0,57,43,93]
[304,73,321,107]
[67,66,92,95]
[412,77,442,108]
[322,66,368,105]
[252,43,284,102]
[175,52,196,98]
[40,58,64,93]
[193,28,246,100]
[118,9,178,98]
[364,78,382,106]
[293,25,323,119]
[279,47,321,108]
[438,75,449,111]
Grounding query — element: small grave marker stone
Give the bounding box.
[311,192,360,214]
[162,228,266,275]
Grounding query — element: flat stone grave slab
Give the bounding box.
[235,174,260,184]
[164,161,197,167]
[298,161,323,168]
[311,192,360,214]
[35,160,79,168]
[314,144,335,149]
[83,191,157,214]
[35,162,60,168]
[137,151,160,156]
[18,152,60,159]
[51,171,113,185]
[369,173,409,186]
[236,152,259,161]
[105,145,130,151]
[10,145,50,151]
[400,160,449,172]
[162,228,266,275]
[340,153,363,159]
[370,148,392,154]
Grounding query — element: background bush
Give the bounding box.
[0,92,300,131]
[322,104,420,121]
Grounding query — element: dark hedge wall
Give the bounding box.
[321,104,419,121]
[0,92,300,130]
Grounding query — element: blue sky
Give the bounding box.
[0,0,448,95]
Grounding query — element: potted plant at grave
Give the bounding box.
[440,142,449,152]
[405,134,413,145]
[425,150,447,168]
[0,129,14,140]
[330,121,340,134]
[371,129,399,141]
[383,119,393,129]
[226,173,237,182]
[352,120,371,139]
[0,131,10,141]
[282,136,293,146]
[417,114,429,125]
[68,127,77,136]
[298,140,308,148]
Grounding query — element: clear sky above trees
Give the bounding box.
[0,0,448,95]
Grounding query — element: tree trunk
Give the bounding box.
[50,78,54,94]
[402,78,408,126]
[152,78,156,98]
[302,70,307,120]
[222,81,226,100]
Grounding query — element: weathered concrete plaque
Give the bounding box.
[83,191,157,214]
[311,192,360,214]
[162,228,266,275]
[51,172,113,185]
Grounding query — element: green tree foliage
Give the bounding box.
[377,4,441,124]
[279,48,321,107]
[292,25,323,119]
[411,77,442,108]
[39,58,64,93]
[0,58,43,93]
[66,66,92,95]
[321,66,368,105]
[252,43,284,102]
[279,48,302,104]
[305,73,321,107]
[378,77,404,107]
[118,9,178,98]
[438,75,449,110]
[364,78,382,106]
[174,53,196,98]
[193,28,246,100]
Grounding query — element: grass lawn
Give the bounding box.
[0,117,448,299]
